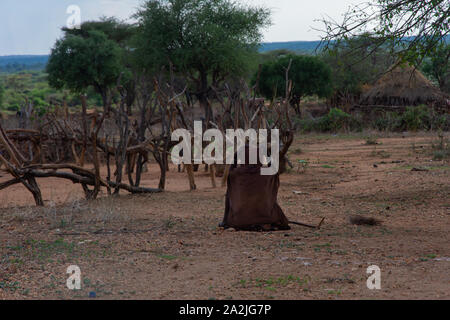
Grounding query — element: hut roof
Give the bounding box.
[360,65,450,107]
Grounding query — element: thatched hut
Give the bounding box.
[360,65,449,110]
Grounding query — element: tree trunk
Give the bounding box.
[99,88,111,115]
[291,98,301,117]
[24,176,44,206]
[198,71,212,126]
[134,154,144,187]
[158,160,166,190]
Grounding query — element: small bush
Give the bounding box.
[296,108,362,133]
[371,106,450,132]
[373,112,403,131]
[295,105,449,133]
[365,136,379,145]
[431,133,450,160]
[433,150,449,161]
[6,104,19,112]
[402,105,431,131]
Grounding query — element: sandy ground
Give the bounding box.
[0,132,449,300]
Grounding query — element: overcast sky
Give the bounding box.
[0,0,363,55]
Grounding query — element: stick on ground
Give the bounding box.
[289,217,325,229]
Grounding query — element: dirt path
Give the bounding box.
[0,132,449,299]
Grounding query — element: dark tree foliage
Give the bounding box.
[46,20,127,112]
[62,17,136,47]
[256,54,332,115]
[422,42,450,94]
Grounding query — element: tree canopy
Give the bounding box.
[321,35,395,106]
[133,0,271,122]
[256,54,332,115]
[62,17,136,47]
[422,42,450,94]
[46,21,125,112]
[320,0,450,65]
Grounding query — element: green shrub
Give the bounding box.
[371,106,449,132]
[433,150,449,160]
[6,104,19,112]
[296,108,362,133]
[327,108,351,132]
[430,114,450,131]
[295,105,449,133]
[402,105,431,131]
[365,136,379,145]
[373,112,403,131]
[431,133,450,160]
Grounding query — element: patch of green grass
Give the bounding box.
[157,254,177,260]
[25,238,77,261]
[162,217,177,229]
[431,133,450,160]
[321,165,335,169]
[5,238,103,264]
[9,257,23,264]
[278,240,304,249]
[83,278,92,287]
[433,150,450,161]
[238,275,310,291]
[0,281,21,292]
[314,243,332,248]
[327,289,342,296]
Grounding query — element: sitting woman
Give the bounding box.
[220,145,291,231]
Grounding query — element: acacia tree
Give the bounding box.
[320,0,450,65]
[133,0,271,124]
[256,54,332,115]
[46,22,124,113]
[63,18,138,114]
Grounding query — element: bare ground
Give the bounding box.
[0,132,449,300]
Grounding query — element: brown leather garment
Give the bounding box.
[221,164,291,232]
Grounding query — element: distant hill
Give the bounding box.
[1,35,449,73]
[0,55,49,73]
[259,35,450,54]
[259,41,325,53]
[0,42,322,73]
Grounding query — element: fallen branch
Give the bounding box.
[289,217,325,229]
[30,169,162,194]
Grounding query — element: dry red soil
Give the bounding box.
[0,132,449,300]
